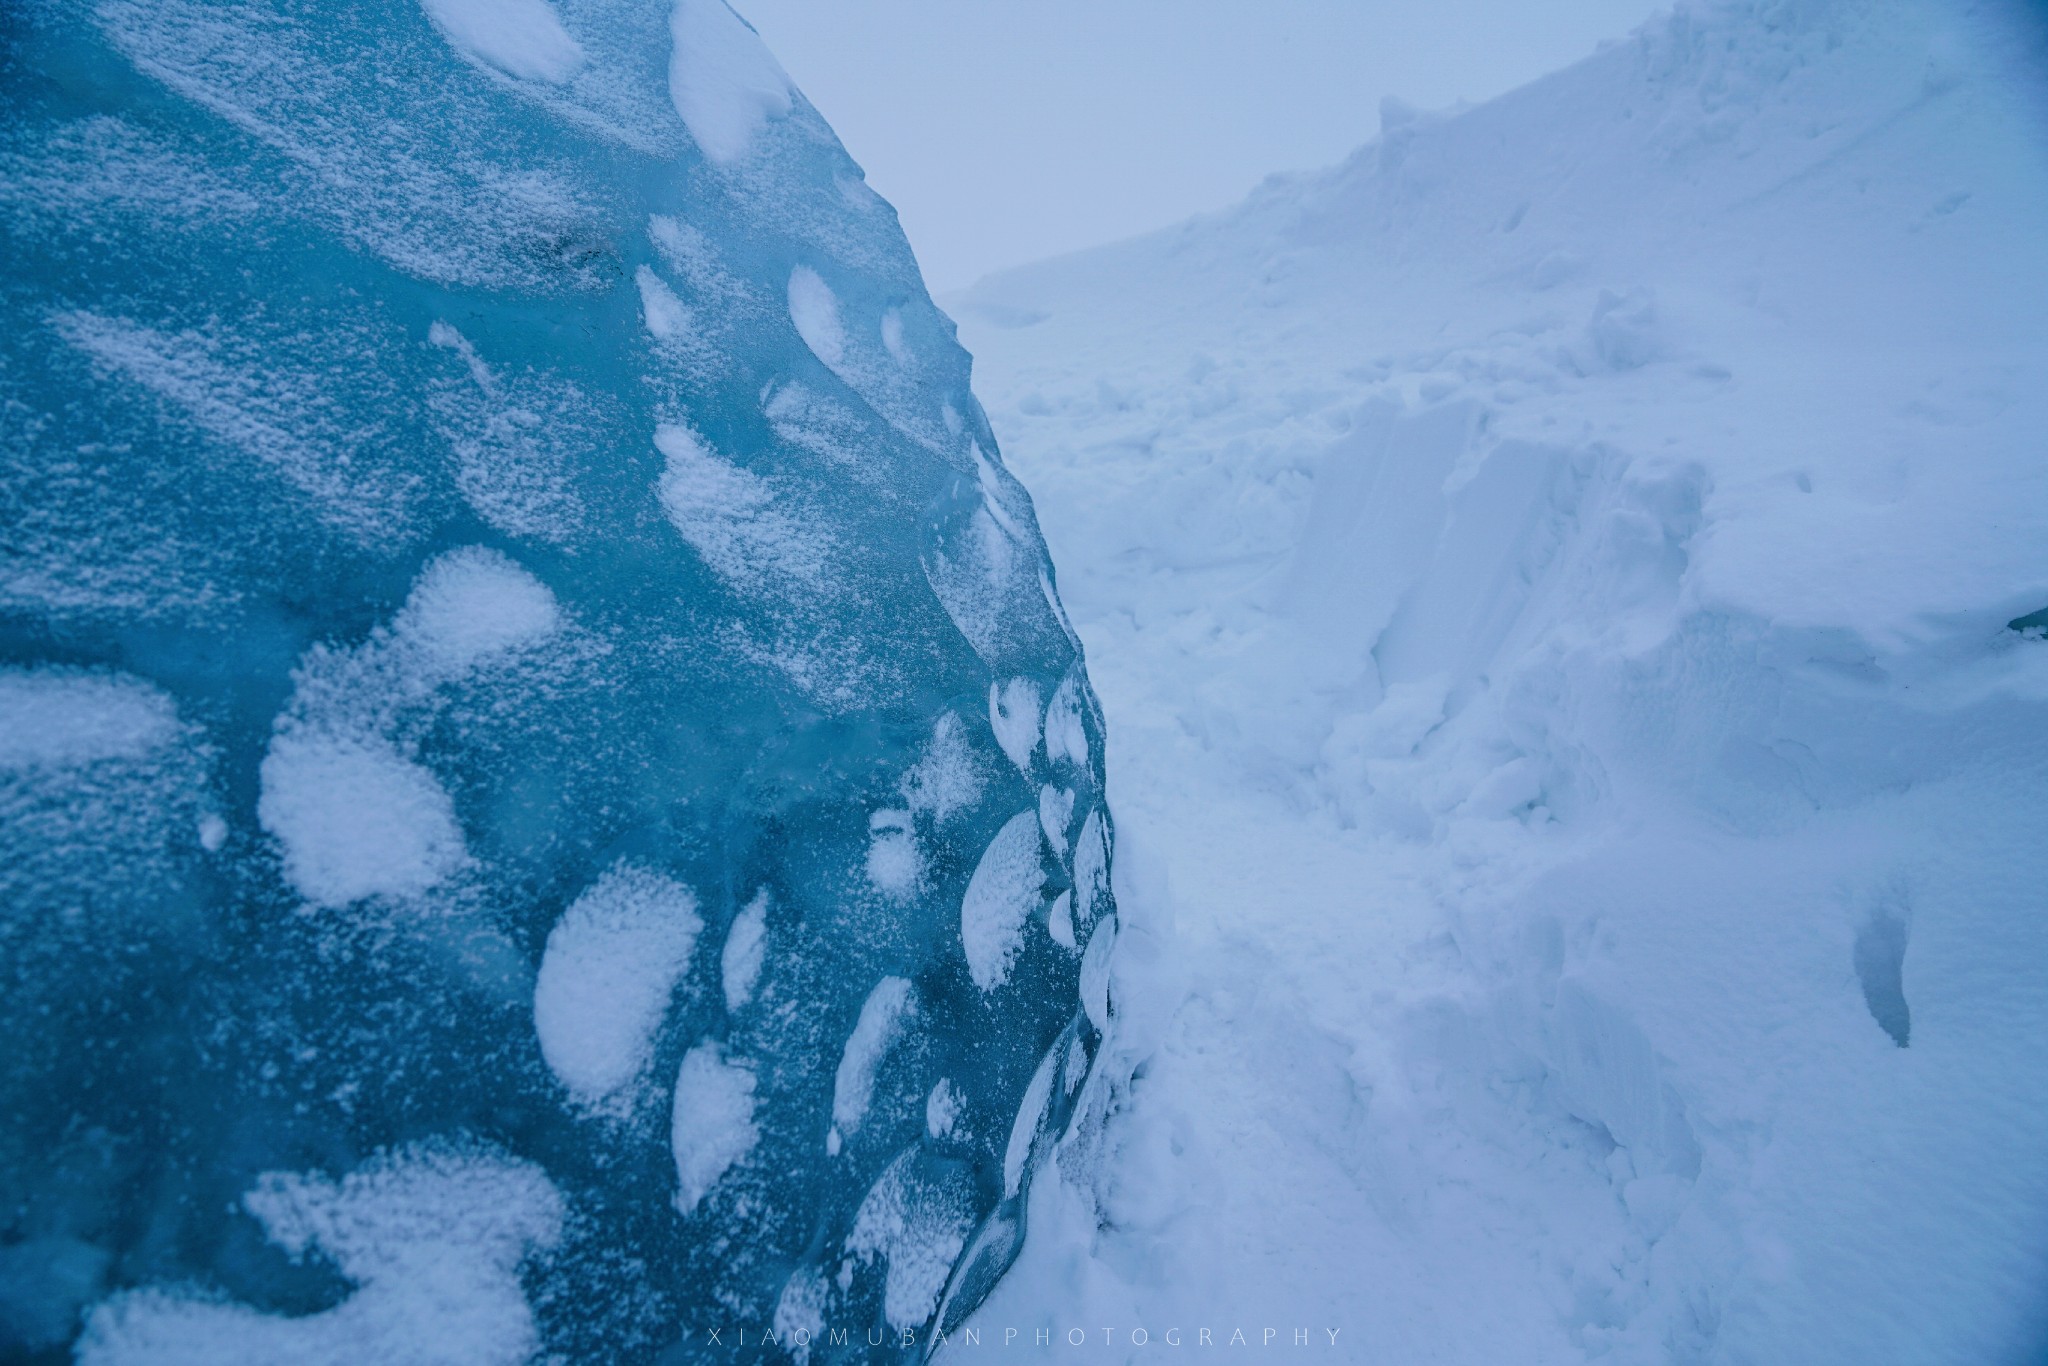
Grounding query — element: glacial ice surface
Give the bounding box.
[0,1,1115,1360]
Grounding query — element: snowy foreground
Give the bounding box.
[952,2,2048,1362]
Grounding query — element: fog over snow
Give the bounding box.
[737,0,1667,289]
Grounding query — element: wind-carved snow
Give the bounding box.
[667,0,791,165]
[533,863,702,1113]
[417,0,584,85]
[961,811,1047,991]
[1854,895,1912,1049]
[259,547,561,907]
[671,1042,760,1215]
[77,1145,563,1366]
[828,976,916,1155]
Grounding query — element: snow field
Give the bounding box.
[953,1,2048,1360]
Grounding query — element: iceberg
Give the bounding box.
[0,0,1115,1359]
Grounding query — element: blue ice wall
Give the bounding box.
[0,2,1116,1360]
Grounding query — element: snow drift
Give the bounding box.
[954,1,2048,1361]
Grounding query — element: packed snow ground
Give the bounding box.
[948,2,2048,1361]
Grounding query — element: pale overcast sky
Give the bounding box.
[735,1,1668,290]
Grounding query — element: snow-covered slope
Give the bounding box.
[949,1,2048,1361]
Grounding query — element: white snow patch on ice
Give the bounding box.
[1046,890,1076,952]
[424,322,585,543]
[864,808,924,902]
[845,1152,975,1333]
[787,265,846,370]
[533,863,701,1113]
[53,310,414,544]
[649,213,753,310]
[925,1079,964,1139]
[1077,915,1116,1036]
[1069,806,1109,927]
[635,265,693,343]
[721,888,770,1013]
[880,308,909,366]
[960,810,1046,991]
[1003,1044,1060,1199]
[667,0,791,165]
[900,711,987,824]
[90,1,606,291]
[670,1042,759,1214]
[1042,670,1089,770]
[395,548,561,675]
[1036,784,1074,859]
[77,1144,562,1366]
[0,672,178,770]
[924,498,1031,668]
[828,976,916,1154]
[257,737,467,908]
[772,1268,828,1366]
[655,420,831,596]
[258,547,561,907]
[988,677,1041,774]
[417,0,584,85]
